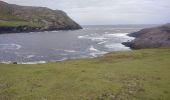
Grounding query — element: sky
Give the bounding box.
[3,0,170,25]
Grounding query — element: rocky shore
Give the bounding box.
[123,23,170,49]
[0,25,81,34]
[0,26,41,33]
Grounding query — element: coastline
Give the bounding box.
[0,48,169,65]
[0,48,133,65]
[0,26,83,34]
[122,23,170,49]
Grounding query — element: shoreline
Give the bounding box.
[1,47,169,65]
[0,49,132,65]
[121,23,170,49]
[0,26,83,34]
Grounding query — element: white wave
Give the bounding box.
[0,61,47,64]
[90,37,106,41]
[104,33,129,37]
[0,61,12,64]
[77,35,89,39]
[18,61,47,64]
[0,44,21,50]
[112,28,142,29]
[64,50,77,53]
[78,35,106,42]
[104,43,131,51]
[26,55,35,58]
[97,41,107,44]
[114,33,129,36]
[90,51,108,57]
[105,43,123,49]
[89,46,99,52]
[56,58,67,62]
[78,33,130,43]
[88,46,108,57]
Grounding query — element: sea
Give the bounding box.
[0,25,157,64]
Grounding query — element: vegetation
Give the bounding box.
[0,1,82,32]
[0,20,43,28]
[0,48,170,100]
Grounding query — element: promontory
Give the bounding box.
[123,23,170,49]
[0,1,82,33]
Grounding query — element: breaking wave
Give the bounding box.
[0,44,21,50]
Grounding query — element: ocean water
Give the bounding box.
[0,25,156,64]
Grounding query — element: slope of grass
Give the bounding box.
[0,48,170,100]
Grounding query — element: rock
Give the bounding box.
[123,23,170,49]
[0,1,82,34]
[12,62,17,64]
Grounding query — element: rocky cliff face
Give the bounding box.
[123,23,170,49]
[0,1,82,33]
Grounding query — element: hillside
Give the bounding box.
[0,48,170,100]
[123,23,170,49]
[0,1,82,33]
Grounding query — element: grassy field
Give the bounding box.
[0,48,170,100]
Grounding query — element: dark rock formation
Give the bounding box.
[0,1,82,33]
[12,62,17,64]
[0,26,42,33]
[122,23,170,49]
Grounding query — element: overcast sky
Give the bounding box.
[3,0,170,25]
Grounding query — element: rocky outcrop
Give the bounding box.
[0,1,82,33]
[0,26,42,33]
[122,23,170,49]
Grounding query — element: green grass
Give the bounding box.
[0,48,170,100]
[0,20,43,28]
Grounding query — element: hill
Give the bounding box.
[0,1,82,33]
[123,23,170,49]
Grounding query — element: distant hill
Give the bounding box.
[0,1,82,33]
[123,23,170,49]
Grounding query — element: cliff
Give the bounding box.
[0,1,82,33]
[123,23,170,49]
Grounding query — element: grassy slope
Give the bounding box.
[0,48,170,100]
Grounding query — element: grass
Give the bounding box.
[0,48,170,100]
[0,20,43,28]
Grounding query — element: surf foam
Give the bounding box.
[0,44,21,50]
